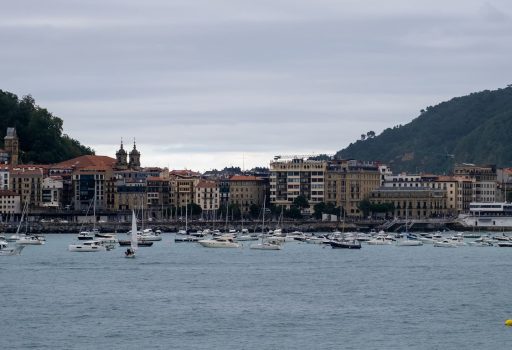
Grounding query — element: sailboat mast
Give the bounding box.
[93,177,96,230]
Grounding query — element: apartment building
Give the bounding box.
[10,166,45,208]
[195,180,220,212]
[0,190,21,216]
[270,158,327,212]
[325,160,382,217]
[229,175,266,213]
[369,187,448,219]
[454,163,497,203]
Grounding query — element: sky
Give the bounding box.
[1,0,512,171]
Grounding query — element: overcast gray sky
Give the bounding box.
[1,0,511,171]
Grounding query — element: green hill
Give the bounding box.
[0,90,94,164]
[336,86,512,173]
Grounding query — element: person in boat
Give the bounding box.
[125,248,133,256]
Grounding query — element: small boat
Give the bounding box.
[68,240,107,252]
[250,241,282,250]
[329,239,361,249]
[433,239,457,248]
[198,235,240,248]
[236,234,259,241]
[16,235,45,245]
[118,240,153,247]
[497,241,512,247]
[138,228,162,241]
[0,240,25,256]
[367,236,393,245]
[174,235,200,243]
[305,236,325,244]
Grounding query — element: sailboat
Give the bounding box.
[7,201,29,242]
[329,206,361,249]
[396,207,423,246]
[125,210,137,258]
[177,202,188,235]
[251,197,282,250]
[77,187,99,240]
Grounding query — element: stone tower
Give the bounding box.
[4,127,19,166]
[115,139,128,170]
[128,139,141,170]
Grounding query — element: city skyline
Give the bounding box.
[2,0,512,171]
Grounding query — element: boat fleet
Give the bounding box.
[4,228,512,257]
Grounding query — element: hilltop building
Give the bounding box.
[0,127,19,165]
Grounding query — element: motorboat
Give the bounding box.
[16,235,45,245]
[0,240,25,256]
[250,241,282,250]
[287,232,307,242]
[236,233,259,241]
[190,231,207,238]
[396,238,423,246]
[396,233,423,247]
[138,229,162,241]
[329,239,361,249]
[95,233,118,249]
[367,236,393,245]
[177,229,188,235]
[497,241,512,247]
[198,235,240,248]
[433,239,457,248]
[447,233,466,246]
[77,228,99,240]
[174,235,200,243]
[68,240,107,252]
[305,236,326,244]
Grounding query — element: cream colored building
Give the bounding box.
[0,190,21,215]
[229,175,266,213]
[454,164,497,203]
[325,160,382,217]
[169,170,201,209]
[195,180,220,211]
[369,187,448,219]
[270,158,327,212]
[10,166,45,208]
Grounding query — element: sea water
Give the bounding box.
[1,234,512,350]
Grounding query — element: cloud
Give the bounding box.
[1,0,512,170]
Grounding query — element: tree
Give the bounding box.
[249,204,260,219]
[285,207,302,219]
[293,195,309,210]
[358,199,371,217]
[0,90,94,164]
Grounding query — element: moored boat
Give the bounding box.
[68,240,107,252]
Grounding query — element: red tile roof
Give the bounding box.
[170,170,201,177]
[196,180,217,188]
[54,155,116,169]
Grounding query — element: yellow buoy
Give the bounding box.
[505,320,512,327]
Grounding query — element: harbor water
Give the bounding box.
[2,234,512,349]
